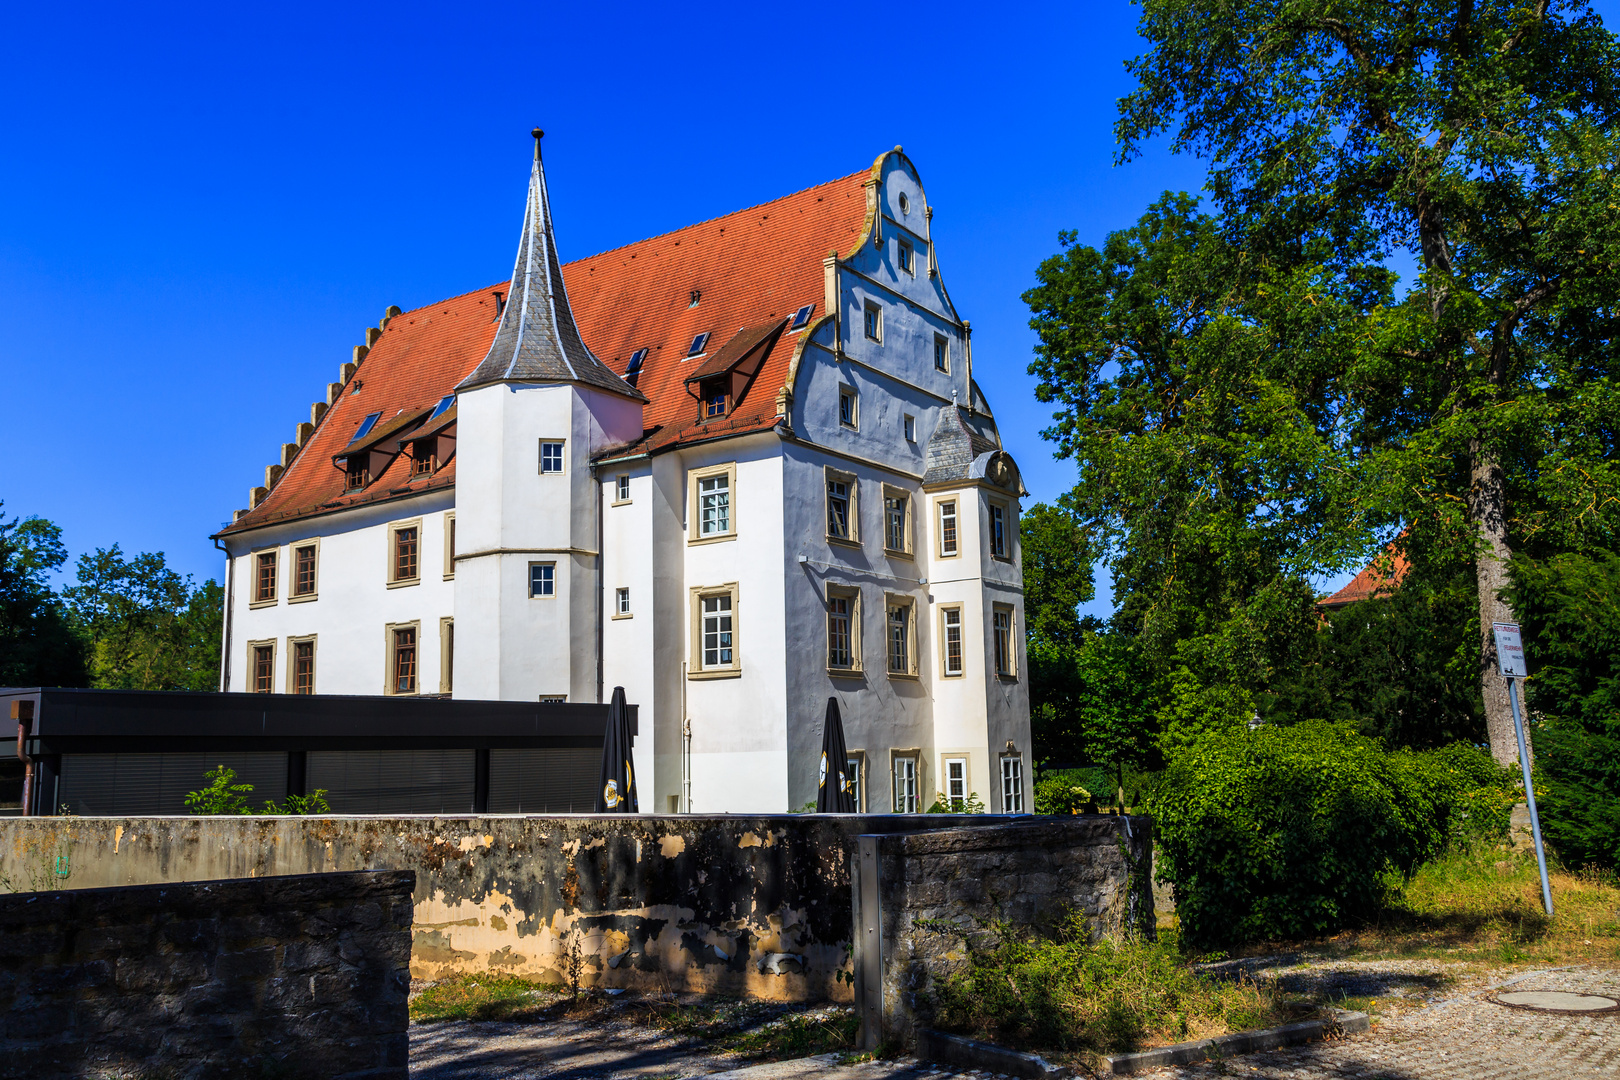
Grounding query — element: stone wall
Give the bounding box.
[1,813,999,1003]
[852,815,1153,1046]
[0,869,413,1080]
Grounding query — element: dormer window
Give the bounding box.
[411,446,436,476]
[345,461,370,491]
[703,383,728,419]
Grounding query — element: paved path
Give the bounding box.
[411,966,1620,1079]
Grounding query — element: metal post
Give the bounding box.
[1507,676,1553,917]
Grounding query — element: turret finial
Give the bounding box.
[532,128,544,160]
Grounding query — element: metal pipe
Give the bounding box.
[13,701,34,817]
[213,537,233,692]
[1507,677,1554,916]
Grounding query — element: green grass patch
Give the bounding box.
[930,917,1302,1055]
[409,974,566,1023]
[630,998,859,1059]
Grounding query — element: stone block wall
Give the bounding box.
[853,815,1153,1046]
[0,869,414,1080]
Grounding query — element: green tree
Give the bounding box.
[63,546,222,691]
[0,505,88,687]
[1025,195,1383,745]
[1020,500,1095,650]
[1117,0,1620,763]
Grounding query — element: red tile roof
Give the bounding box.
[1319,545,1410,609]
[220,168,871,538]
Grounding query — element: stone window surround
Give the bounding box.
[688,462,738,545]
[992,602,1019,680]
[938,603,966,678]
[987,497,1013,562]
[386,517,423,589]
[383,620,421,696]
[442,513,456,580]
[890,748,923,813]
[285,634,317,695]
[688,581,741,680]
[825,465,860,547]
[884,592,918,679]
[934,496,960,559]
[248,545,279,609]
[288,538,320,603]
[247,638,276,694]
[614,587,632,620]
[439,617,454,694]
[882,484,913,557]
[825,583,863,676]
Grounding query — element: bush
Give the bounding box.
[1152,722,1503,950]
[1035,770,1095,815]
[931,915,1287,1053]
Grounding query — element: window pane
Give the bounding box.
[885,496,906,550]
[256,552,276,602]
[253,646,273,693]
[540,442,564,473]
[530,563,554,597]
[940,501,957,555]
[293,641,314,695]
[887,604,909,673]
[699,474,730,535]
[395,528,418,581]
[944,609,963,674]
[827,481,849,539]
[828,596,851,668]
[394,628,416,693]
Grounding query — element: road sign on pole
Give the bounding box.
[1494,621,1553,917]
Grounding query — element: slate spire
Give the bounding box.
[458,131,646,400]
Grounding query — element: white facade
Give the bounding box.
[218,147,1032,814]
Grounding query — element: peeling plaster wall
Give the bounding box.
[0,813,1010,1002]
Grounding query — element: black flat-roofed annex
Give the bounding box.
[2,688,637,817]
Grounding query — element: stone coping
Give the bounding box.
[1100,1009,1370,1075]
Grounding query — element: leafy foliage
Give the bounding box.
[1152,722,1513,949]
[1033,771,1094,816]
[1510,549,1620,869]
[1019,500,1096,650]
[63,545,222,691]
[184,765,255,815]
[0,505,88,688]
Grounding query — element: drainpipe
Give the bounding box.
[592,463,604,704]
[213,537,233,692]
[13,701,34,817]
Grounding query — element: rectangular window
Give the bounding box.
[251,642,274,693]
[898,239,913,274]
[884,492,908,553]
[826,478,852,540]
[699,473,731,536]
[938,500,958,556]
[411,449,435,476]
[934,334,949,372]
[345,461,369,491]
[393,526,419,583]
[702,594,733,668]
[945,757,968,807]
[893,756,918,814]
[255,550,277,604]
[864,302,881,342]
[847,756,864,812]
[292,639,315,695]
[392,627,417,694]
[903,414,916,442]
[887,599,913,675]
[704,386,728,418]
[942,607,964,676]
[990,503,1008,559]
[440,618,454,693]
[529,563,555,598]
[839,388,857,428]
[292,543,317,598]
[539,695,567,703]
[616,587,631,616]
[616,474,630,502]
[1001,756,1025,813]
[539,440,565,474]
[994,606,1016,677]
[827,591,857,671]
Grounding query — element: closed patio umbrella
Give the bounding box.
[595,686,638,813]
[816,697,856,813]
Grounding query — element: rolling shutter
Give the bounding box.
[488,747,601,813]
[307,750,476,814]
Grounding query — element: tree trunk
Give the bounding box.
[1469,439,1522,767]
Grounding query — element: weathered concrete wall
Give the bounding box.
[0,813,1000,1002]
[0,869,412,1080]
[854,815,1153,1045]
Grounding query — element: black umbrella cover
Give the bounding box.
[596,686,639,813]
[816,697,856,813]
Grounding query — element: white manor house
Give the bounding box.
[215,137,1032,815]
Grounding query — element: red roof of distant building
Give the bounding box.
[1319,545,1410,609]
[220,168,871,537]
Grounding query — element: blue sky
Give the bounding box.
[13,1,1582,613]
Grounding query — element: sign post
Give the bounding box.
[1493,621,1553,917]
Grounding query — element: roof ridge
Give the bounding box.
[393,280,511,319]
[569,170,868,263]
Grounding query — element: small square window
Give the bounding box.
[839,389,857,428]
[617,587,631,615]
[934,334,949,372]
[903,414,915,442]
[539,441,565,474]
[705,385,728,418]
[864,303,882,342]
[530,563,555,598]
[616,474,631,502]
[898,240,913,274]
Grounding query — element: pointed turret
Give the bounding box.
[458,131,647,401]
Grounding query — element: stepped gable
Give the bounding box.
[217,164,870,537]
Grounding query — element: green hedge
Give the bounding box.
[1153,721,1510,949]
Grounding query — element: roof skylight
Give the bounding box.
[352,412,382,441]
[625,348,648,388]
[688,332,710,356]
[791,304,815,330]
[428,394,455,421]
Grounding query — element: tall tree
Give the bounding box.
[0,505,88,687]
[63,546,222,691]
[1118,0,1620,762]
[1019,499,1096,650]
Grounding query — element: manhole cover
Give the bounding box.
[1490,990,1620,1015]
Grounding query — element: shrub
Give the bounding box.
[930,915,1287,1053]
[1035,770,1095,815]
[184,765,254,814]
[1152,722,1502,950]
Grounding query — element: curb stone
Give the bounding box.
[917,1029,1069,1079]
[1100,1009,1370,1075]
